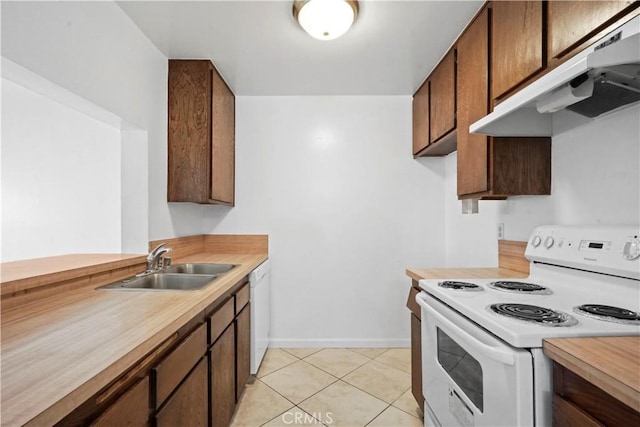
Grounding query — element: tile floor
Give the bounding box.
[230,348,423,427]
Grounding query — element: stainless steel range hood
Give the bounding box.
[470,16,640,137]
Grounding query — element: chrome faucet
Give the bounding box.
[147,243,173,272]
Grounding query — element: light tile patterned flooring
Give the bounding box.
[231,348,423,427]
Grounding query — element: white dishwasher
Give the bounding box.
[249,260,270,375]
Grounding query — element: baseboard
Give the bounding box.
[268,338,410,348]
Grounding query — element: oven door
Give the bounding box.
[416,293,534,427]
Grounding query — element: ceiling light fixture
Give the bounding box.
[293,0,359,41]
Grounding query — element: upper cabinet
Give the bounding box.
[168,60,235,205]
[548,0,636,60]
[457,8,490,196]
[429,50,456,144]
[412,81,429,154]
[491,1,545,101]
[413,49,457,157]
[457,6,551,199]
[491,0,638,104]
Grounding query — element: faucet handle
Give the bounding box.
[162,257,172,268]
[148,243,166,260]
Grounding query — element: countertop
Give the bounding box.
[544,336,640,412]
[1,251,267,426]
[406,267,528,282]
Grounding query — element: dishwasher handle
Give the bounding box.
[416,293,515,366]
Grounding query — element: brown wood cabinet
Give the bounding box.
[457,5,551,199]
[429,50,456,145]
[548,0,637,59]
[211,324,236,427]
[152,323,207,408]
[91,377,149,427]
[414,49,457,157]
[552,363,640,426]
[457,7,490,196]
[412,81,429,155]
[156,358,208,427]
[406,284,423,409]
[235,304,251,402]
[491,1,545,101]
[58,278,252,427]
[168,59,235,205]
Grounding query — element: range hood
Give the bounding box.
[471,16,640,137]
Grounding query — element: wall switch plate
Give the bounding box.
[497,223,505,240]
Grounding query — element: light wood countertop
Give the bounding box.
[1,251,267,426]
[406,267,528,281]
[0,254,147,296]
[544,336,640,412]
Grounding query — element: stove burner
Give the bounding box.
[488,281,551,295]
[573,304,640,325]
[489,303,577,327]
[438,281,483,291]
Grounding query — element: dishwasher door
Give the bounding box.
[249,260,271,375]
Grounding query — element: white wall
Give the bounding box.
[202,96,446,347]
[1,79,121,261]
[1,1,202,245]
[444,105,640,266]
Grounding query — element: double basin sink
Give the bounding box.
[98,263,236,291]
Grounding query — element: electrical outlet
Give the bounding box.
[497,223,505,240]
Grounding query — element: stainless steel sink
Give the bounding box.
[98,273,217,291]
[164,263,237,275]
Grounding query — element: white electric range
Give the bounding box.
[416,225,640,427]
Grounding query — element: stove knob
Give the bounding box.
[531,235,542,248]
[544,236,555,249]
[622,239,640,260]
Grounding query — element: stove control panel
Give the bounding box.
[526,225,640,280]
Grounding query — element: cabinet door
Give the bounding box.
[410,314,423,409]
[412,81,429,154]
[211,324,236,427]
[91,377,149,427]
[491,1,544,100]
[168,60,212,203]
[236,304,251,401]
[211,67,235,205]
[457,8,490,196]
[156,358,207,427]
[429,50,456,143]
[548,0,635,59]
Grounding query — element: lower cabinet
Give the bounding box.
[60,278,252,427]
[552,363,640,426]
[211,324,236,426]
[91,377,149,427]
[406,284,424,409]
[156,358,208,427]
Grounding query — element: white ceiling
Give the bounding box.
[118,0,483,96]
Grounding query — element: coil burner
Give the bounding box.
[574,304,640,325]
[489,303,577,327]
[438,281,483,291]
[488,281,552,295]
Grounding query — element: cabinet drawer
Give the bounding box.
[553,394,602,427]
[91,377,149,427]
[210,297,235,344]
[153,323,207,408]
[235,282,250,314]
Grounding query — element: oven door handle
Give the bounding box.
[416,293,515,366]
